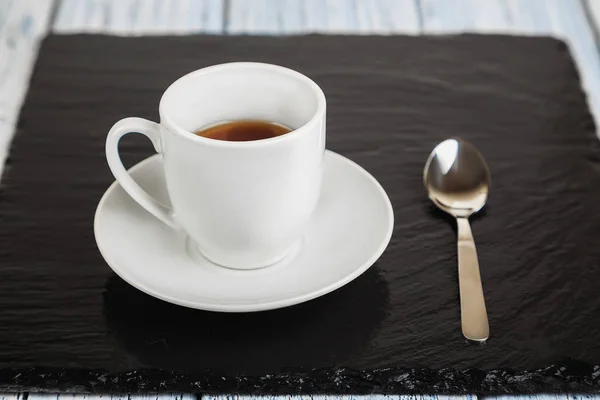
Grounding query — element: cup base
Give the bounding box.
[185,236,304,271]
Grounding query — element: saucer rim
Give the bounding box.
[94,150,394,312]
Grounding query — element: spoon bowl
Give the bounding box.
[424,138,491,218]
[423,137,491,342]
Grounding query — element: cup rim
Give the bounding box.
[158,62,326,148]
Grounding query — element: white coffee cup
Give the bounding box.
[106,62,326,270]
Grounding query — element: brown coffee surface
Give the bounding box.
[195,120,290,141]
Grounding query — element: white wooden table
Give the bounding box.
[1,0,600,398]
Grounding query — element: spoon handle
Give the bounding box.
[456,217,489,342]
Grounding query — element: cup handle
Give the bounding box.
[106,117,179,229]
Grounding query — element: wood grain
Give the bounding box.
[28,395,195,400]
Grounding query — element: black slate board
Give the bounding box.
[1,34,600,394]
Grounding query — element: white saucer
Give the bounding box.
[94,150,394,312]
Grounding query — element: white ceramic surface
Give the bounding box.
[94,151,394,312]
[105,62,327,269]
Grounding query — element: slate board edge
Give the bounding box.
[0,362,599,394]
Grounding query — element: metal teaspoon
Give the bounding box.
[423,137,490,342]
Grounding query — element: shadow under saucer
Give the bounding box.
[103,265,389,375]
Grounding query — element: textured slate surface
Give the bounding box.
[0,34,599,393]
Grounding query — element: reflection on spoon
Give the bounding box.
[434,138,459,176]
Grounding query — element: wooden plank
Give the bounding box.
[52,0,78,32]
[228,0,281,34]
[302,0,329,32]
[53,0,98,33]
[227,0,420,34]
[503,0,552,33]
[355,0,420,34]
[28,395,195,400]
[53,0,224,35]
[0,0,54,178]
[584,0,600,37]
[201,396,474,400]
[0,395,21,400]
[420,0,513,33]
[228,0,328,34]
[488,396,600,400]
